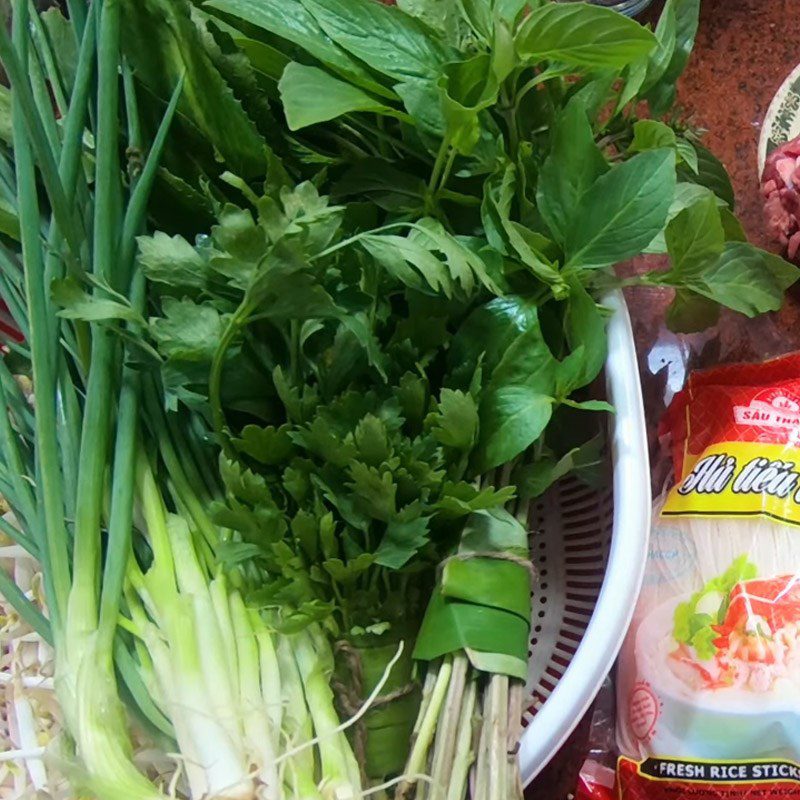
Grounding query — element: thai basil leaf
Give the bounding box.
[643,183,721,254]
[664,192,725,277]
[477,386,553,472]
[205,0,396,98]
[666,290,720,334]
[677,143,735,208]
[686,243,798,317]
[515,3,656,68]
[537,99,608,246]
[494,0,531,27]
[639,0,676,94]
[476,311,559,470]
[395,79,446,137]
[278,63,395,130]
[720,207,747,242]
[448,295,541,385]
[439,53,499,154]
[646,0,700,115]
[459,0,493,43]
[396,0,467,45]
[301,0,451,83]
[628,119,677,153]
[675,138,699,172]
[564,280,608,391]
[565,148,676,270]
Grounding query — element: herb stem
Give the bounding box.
[501,84,519,160]
[312,221,411,262]
[428,138,451,197]
[436,148,458,195]
[209,306,249,458]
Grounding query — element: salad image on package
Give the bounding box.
[618,353,800,798]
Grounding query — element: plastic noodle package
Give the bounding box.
[617,351,800,798]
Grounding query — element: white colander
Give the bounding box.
[519,291,651,784]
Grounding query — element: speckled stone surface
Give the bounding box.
[529,2,800,796]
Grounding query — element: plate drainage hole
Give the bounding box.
[534,625,542,633]
[538,610,546,619]
[541,583,548,591]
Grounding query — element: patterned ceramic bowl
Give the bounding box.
[759,63,800,175]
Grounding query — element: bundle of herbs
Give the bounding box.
[0,2,364,799]
[0,0,797,798]
[115,0,797,795]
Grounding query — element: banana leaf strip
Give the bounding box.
[412,508,532,679]
[335,635,420,778]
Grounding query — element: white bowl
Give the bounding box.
[634,598,800,760]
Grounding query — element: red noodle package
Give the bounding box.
[617,352,800,798]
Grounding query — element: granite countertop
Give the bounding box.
[529,1,800,796]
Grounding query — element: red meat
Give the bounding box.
[762,135,800,262]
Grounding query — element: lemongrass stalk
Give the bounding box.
[506,682,524,800]
[487,675,509,800]
[471,687,490,800]
[427,654,468,800]
[444,677,476,800]
[397,659,452,800]
[231,592,281,800]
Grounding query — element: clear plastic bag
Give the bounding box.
[616,348,800,799]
